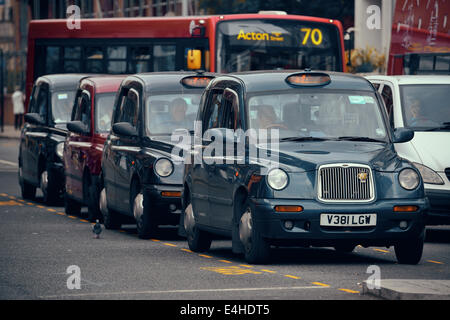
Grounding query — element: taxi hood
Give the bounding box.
[269,141,402,173]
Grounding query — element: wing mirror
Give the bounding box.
[393,128,414,143]
[24,113,45,126]
[112,122,138,138]
[67,121,90,135]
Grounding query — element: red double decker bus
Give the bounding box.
[26,13,346,104]
[388,0,450,75]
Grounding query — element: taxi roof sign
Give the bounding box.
[286,73,331,87]
[181,76,214,88]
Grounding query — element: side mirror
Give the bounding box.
[393,128,414,143]
[24,113,44,126]
[67,121,90,135]
[112,122,138,138]
[187,49,202,70]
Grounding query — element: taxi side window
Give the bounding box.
[116,88,139,128]
[222,88,240,130]
[35,84,49,122]
[203,90,223,132]
[381,84,394,128]
[73,91,91,130]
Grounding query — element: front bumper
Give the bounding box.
[143,184,183,225]
[425,189,450,224]
[251,198,428,247]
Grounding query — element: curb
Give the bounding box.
[362,279,450,300]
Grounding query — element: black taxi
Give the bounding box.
[182,70,429,264]
[18,74,87,204]
[100,72,216,238]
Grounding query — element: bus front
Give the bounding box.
[212,15,345,73]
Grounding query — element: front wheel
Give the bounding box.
[99,188,121,230]
[87,181,102,222]
[394,230,425,265]
[134,191,158,239]
[184,201,211,252]
[41,169,58,204]
[238,201,270,264]
[19,165,36,200]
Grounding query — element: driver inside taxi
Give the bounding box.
[168,98,189,129]
[256,104,280,129]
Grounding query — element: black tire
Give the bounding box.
[100,187,121,230]
[239,200,270,264]
[19,165,36,200]
[184,200,212,252]
[394,230,425,265]
[41,167,58,205]
[334,243,356,253]
[64,193,81,216]
[87,181,102,222]
[134,187,158,239]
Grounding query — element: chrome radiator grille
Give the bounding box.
[318,164,374,202]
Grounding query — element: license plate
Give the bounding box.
[320,213,377,227]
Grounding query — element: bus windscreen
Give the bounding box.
[217,19,342,73]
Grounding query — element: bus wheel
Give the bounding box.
[239,201,270,264]
[184,199,211,252]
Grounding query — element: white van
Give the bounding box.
[366,75,450,225]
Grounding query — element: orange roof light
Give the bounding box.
[181,76,213,88]
[286,73,331,87]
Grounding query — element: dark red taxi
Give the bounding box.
[63,76,126,221]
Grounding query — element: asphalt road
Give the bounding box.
[1,139,449,303]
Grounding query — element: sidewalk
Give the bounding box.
[362,279,450,300]
[0,125,21,140]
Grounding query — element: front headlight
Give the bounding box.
[398,168,420,190]
[267,168,289,190]
[56,142,64,159]
[412,162,444,185]
[154,158,174,177]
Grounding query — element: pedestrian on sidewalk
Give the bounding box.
[12,86,25,130]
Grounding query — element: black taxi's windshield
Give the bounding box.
[217,19,342,73]
[95,93,116,133]
[51,91,76,123]
[400,84,450,131]
[247,91,388,142]
[145,93,201,135]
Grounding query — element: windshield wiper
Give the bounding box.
[280,136,330,142]
[337,136,385,143]
[423,122,450,131]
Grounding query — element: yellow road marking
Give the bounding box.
[198,254,213,259]
[79,219,89,223]
[260,269,276,273]
[201,266,262,275]
[47,209,56,212]
[218,260,232,264]
[285,275,301,280]
[118,230,126,233]
[55,212,65,216]
[150,239,160,242]
[0,200,23,206]
[374,249,390,253]
[67,216,77,219]
[27,202,34,206]
[181,249,193,253]
[339,288,360,294]
[240,264,254,268]
[8,196,16,199]
[427,260,444,265]
[36,205,45,209]
[163,243,177,247]
[312,282,330,287]
[0,193,8,197]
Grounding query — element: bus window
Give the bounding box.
[85,47,104,73]
[129,46,152,73]
[63,46,81,73]
[153,44,176,71]
[107,46,127,73]
[46,47,60,74]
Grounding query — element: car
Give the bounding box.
[182,70,429,264]
[18,74,87,204]
[366,75,450,225]
[63,75,126,221]
[100,72,216,238]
